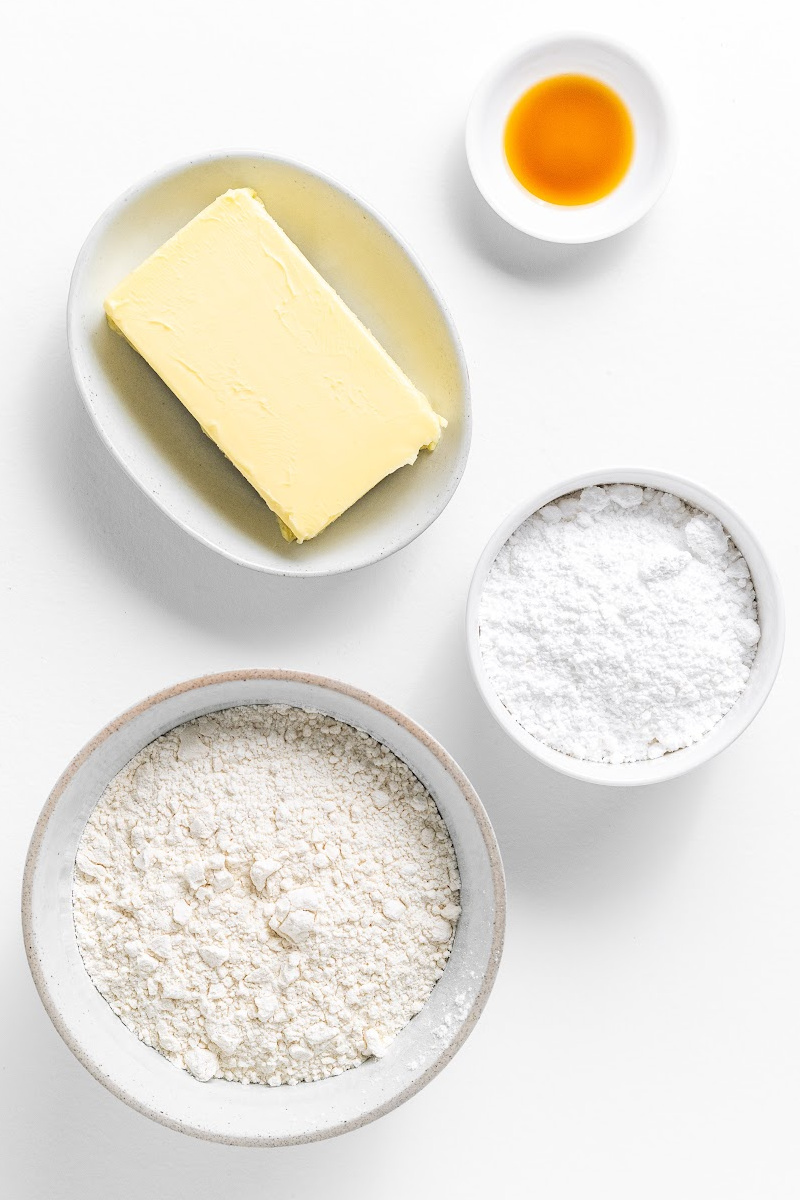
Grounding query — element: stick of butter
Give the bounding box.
[104,188,446,543]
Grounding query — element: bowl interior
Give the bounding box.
[467,470,784,786]
[467,35,675,243]
[24,674,503,1144]
[68,154,470,575]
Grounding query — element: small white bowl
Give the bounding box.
[22,670,505,1144]
[68,153,471,576]
[466,469,784,786]
[466,34,676,243]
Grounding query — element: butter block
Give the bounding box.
[104,189,446,543]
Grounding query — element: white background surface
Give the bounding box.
[3,1,798,1196]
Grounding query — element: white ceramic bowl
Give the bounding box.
[467,469,785,786]
[22,670,505,1144]
[68,153,471,576]
[466,34,676,243]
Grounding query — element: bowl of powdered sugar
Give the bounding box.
[467,469,784,785]
[22,670,504,1144]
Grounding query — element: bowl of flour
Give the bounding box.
[467,469,784,785]
[23,670,505,1144]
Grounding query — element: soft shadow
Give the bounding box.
[407,611,708,911]
[447,136,647,284]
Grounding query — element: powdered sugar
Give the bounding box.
[479,485,760,763]
[72,705,460,1085]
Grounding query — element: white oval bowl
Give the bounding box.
[467,469,784,786]
[466,34,676,243]
[68,153,471,576]
[23,671,504,1144]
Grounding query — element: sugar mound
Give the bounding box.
[479,485,759,764]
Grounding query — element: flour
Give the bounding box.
[72,705,460,1085]
[479,484,760,763]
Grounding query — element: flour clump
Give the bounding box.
[73,705,460,1084]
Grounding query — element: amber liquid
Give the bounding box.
[504,74,634,206]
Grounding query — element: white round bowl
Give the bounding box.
[22,670,505,1144]
[68,153,471,576]
[466,34,676,243]
[467,469,785,786]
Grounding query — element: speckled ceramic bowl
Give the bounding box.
[68,152,471,576]
[22,670,505,1145]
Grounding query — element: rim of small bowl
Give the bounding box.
[465,32,677,244]
[21,669,506,1144]
[67,151,472,577]
[466,469,785,786]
